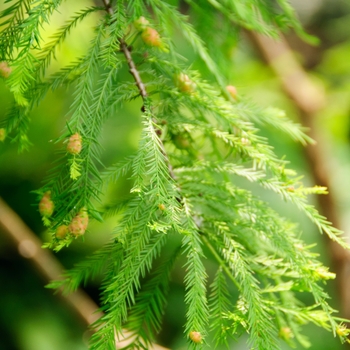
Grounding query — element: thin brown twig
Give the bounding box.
[102,0,148,99]
[119,37,178,179]
[120,39,148,99]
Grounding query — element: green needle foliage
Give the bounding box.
[1,0,349,349]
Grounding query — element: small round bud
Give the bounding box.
[336,325,349,337]
[189,331,202,343]
[174,134,190,149]
[56,225,68,239]
[0,61,12,78]
[294,243,304,251]
[67,133,82,155]
[69,217,86,236]
[158,203,165,211]
[315,267,336,280]
[0,128,6,142]
[175,73,196,94]
[141,27,162,47]
[68,208,89,236]
[134,16,150,32]
[226,85,237,100]
[279,327,293,341]
[287,186,295,192]
[240,137,250,146]
[39,191,54,217]
[79,207,89,225]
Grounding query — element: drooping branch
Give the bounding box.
[0,197,169,350]
[248,31,350,320]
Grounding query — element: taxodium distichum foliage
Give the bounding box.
[1,1,350,349]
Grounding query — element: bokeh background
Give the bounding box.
[1,0,350,349]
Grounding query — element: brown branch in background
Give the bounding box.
[248,32,350,319]
[0,197,102,326]
[0,197,168,350]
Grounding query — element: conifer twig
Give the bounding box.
[120,39,148,100]
[2,1,348,348]
[248,31,350,319]
[201,234,240,289]
[0,197,169,350]
[102,0,177,181]
[102,0,147,99]
[102,0,148,101]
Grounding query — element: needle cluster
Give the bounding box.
[1,0,349,349]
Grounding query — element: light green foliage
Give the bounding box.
[1,0,349,349]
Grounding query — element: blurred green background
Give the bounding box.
[1,0,350,349]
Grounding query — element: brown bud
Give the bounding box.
[56,225,68,239]
[68,208,89,236]
[67,133,82,155]
[158,203,165,211]
[226,85,237,100]
[189,331,202,343]
[141,27,162,47]
[175,73,196,94]
[39,191,54,217]
[0,61,12,78]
